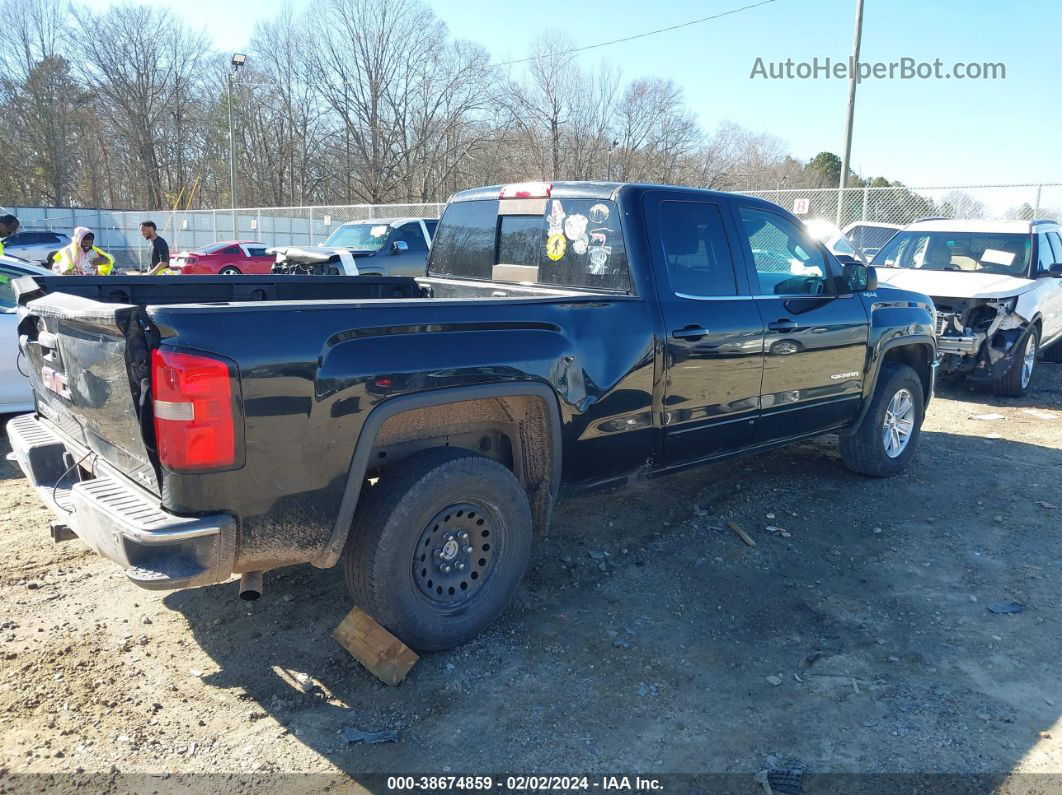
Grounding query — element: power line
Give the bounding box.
[491,0,780,67]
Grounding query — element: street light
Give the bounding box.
[228,54,247,237]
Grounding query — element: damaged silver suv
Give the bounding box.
[872,219,1062,396]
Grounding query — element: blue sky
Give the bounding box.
[91,0,1060,187]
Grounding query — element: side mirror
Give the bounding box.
[391,240,409,255]
[842,262,877,292]
[1045,263,1062,278]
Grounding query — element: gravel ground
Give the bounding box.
[1,362,1061,788]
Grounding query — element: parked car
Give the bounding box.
[873,218,1062,396]
[843,222,901,259]
[804,219,868,264]
[9,181,936,652]
[0,255,52,412]
[170,241,273,275]
[1,230,70,267]
[271,218,437,277]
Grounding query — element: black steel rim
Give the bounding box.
[412,502,496,607]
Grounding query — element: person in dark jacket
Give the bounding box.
[140,220,170,274]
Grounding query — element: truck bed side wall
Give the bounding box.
[149,295,657,572]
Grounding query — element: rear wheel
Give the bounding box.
[840,362,924,477]
[343,448,532,651]
[219,265,241,275]
[994,326,1038,397]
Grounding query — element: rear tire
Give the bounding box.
[840,362,925,478]
[343,448,532,651]
[219,266,241,275]
[993,326,1038,397]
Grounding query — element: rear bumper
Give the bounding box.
[7,413,236,590]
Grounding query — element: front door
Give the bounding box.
[387,222,431,277]
[732,204,870,442]
[646,193,765,465]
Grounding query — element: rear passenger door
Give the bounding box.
[732,204,870,442]
[645,191,765,465]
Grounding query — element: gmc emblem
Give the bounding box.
[41,366,71,400]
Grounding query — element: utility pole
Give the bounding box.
[606,139,619,181]
[837,0,865,226]
[228,53,247,238]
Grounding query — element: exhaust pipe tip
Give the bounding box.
[239,571,264,601]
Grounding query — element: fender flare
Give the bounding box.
[844,334,936,433]
[313,382,564,568]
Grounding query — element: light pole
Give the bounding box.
[837,0,865,226]
[228,53,247,238]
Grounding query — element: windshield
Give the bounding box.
[323,223,392,250]
[872,231,1031,276]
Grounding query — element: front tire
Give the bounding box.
[840,362,925,478]
[343,448,532,651]
[994,327,1039,396]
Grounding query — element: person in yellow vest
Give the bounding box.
[0,214,19,257]
[53,226,114,275]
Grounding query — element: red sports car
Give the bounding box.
[170,241,273,275]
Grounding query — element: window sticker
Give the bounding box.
[548,200,566,234]
[588,244,611,273]
[981,248,1016,266]
[564,213,588,241]
[546,233,567,261]
[589,203,610,224]
[572,234,589,255]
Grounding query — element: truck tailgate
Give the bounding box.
[17,289,159,493]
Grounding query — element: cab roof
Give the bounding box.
[449,181,785,214]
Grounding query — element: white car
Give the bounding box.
[804,219,867,264]
[873,218,1062,396]
[843,222,901,259]
[1,230,69,266]
[0,255,52,412]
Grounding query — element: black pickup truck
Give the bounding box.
[8,182,937,651]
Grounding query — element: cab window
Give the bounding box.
[657,201,738,297]
[739,207,831,296]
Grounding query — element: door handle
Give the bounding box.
[767,319,798,333]
[673,325,708,340]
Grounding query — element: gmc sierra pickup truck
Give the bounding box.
[8,182,937,651]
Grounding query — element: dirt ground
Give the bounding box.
[1,361,1061,789]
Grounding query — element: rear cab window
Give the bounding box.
[429,196,631,292]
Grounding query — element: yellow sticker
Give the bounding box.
[546,233,566,261]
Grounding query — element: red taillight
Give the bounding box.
[499,182,552,199]
[151,349,236,472]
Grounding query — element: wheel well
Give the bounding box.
[367,395,557,535]
[882,343,933,398]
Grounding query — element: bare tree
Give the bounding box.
[72,4,209,209]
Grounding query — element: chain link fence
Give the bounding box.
[741,184,1062,231]
[6,203,444,269]
[8,184,1062,270]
